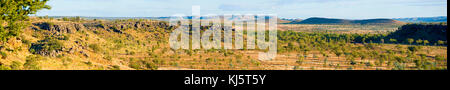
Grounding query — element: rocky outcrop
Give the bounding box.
[87,21,173,33]
[29,38,64,57]
[28,20,174,57]
[33,22,85,34]
[32,21,173,34]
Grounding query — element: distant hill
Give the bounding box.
[386,23,447,44]
[393,16,447,23]
[291,17,405,25]
[279,18,302,24]
[277,19,292,24]
[354,19,405,25]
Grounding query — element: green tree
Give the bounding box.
[334,50,343,60]
[75,16,81,22]
[389,39,397,44]
[62,17,69,21]
[407,38,414,45]
[437,40,445,46]
[416,39,423,45]
[423,40,429,46]
[1,0,51,43]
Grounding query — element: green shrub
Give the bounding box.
[24,55,45,70]
[22,39,32,46]
[392,62,405,70]
[0,51,7,59]
[414,59,434,70]
[84,61,93,66]
[62,57,73,66]
[129,59,158,70]
[93,30,101,34]
[435,55,446,61]
[296,55,304,65]
[205,58,213,64]
[350,59,357,65]
[111,65,120,70]
[88,44,102,53]
[125,50,135,55]
[437,40,446,45]
[144,61,158,70]
[104,55,112,61]
[98,23,105,28]
[10,61,22,70]
[152,58,164,65]
[407,46,421,52]
[0,65,11,70]
[61,34,70,40]
[62,17,69,21]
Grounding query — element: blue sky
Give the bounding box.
[36,0,447,19]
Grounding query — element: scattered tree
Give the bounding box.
[0,0,51,43]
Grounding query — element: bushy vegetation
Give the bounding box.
[0,51,7,59]
[0,59,22,70]
[24,55,45,70]
[1,0,51,43]
[29,37,64,56]
[128,58,158,70]
[61,16,83,22]
[88,44,102,53]
[386,23,447,45]
[279,23,447,47]
[10,61,23,70]
[277,26,446,70]
[0,64,11,70]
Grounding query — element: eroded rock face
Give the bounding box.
[33,22,85,34]
[29,40,63,57]
[92,21,172,32]
[32,21,173,34]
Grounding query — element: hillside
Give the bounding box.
[386,23,447,44]
[1,17,172,70]
[279,18,302,24]
[291,17,405,25]
[278,18,293,24]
